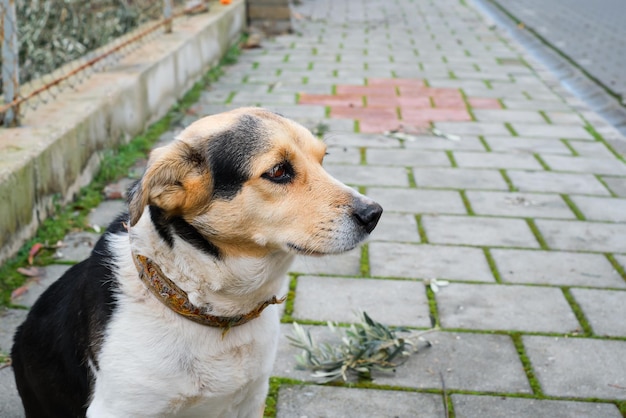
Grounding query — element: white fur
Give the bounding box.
[86,210,294,417]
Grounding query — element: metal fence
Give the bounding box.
[0,0,208,127]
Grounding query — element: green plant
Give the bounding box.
[288,312,435,383]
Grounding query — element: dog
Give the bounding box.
[11,107,382,417]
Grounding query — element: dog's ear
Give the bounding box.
[128,141,211,226]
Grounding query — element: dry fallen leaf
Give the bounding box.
[28,243,43,265]
[17,266,41,277]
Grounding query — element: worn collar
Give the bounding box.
[132,253,284,333]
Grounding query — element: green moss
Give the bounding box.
[594,174,618,197]
[415,214,429,244]
[538,110,551,124]
[560,139,579,156]
[533,154,551,171]
[360,244,370,277]
[425,285,440,328]
[354,120,361,133]
[526,219,549,250]
[561,194,586,220]
[483,248,503,284]
[445,150,458,167]
[606,254,626,283]
[562,287,594,336]
[504,122,518,136]
[406,167,417,188]
[499,169,518,192]
[459,190,474,215]
[478,135,491,151]
[511,333,544,396]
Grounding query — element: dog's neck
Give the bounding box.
[127,211,294,317]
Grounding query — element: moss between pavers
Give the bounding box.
[525,218,549,250]
[360,244,370,277]
[561,287,594,336]
[560,194,586,220]
[584,123,626,163]
[0,41,243,307]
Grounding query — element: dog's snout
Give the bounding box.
[352,198,383,234]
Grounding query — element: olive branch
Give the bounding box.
[287,312,436,383]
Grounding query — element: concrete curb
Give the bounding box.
[0,0,246,266]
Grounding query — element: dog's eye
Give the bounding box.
[263,162,293,184]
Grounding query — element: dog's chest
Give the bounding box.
[89,302,280,417]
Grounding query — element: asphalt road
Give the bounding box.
[477,0,626,132]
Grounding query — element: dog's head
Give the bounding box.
[128,107,382,259]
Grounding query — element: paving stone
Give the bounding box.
[88,200,126,229]
[324,164,409,186]
[453,151,543,170]
[543,111,585,125]
[369,243,495,282]
[422,215,540,248]
[402,135,486,151]
[500,99,571,111]
[541,155,626,175]
[276,385,446,418]
[567,140,615,158]
[369,212,420,243]
[600,176,626,196]
[54,231,100,262]
[0,368,23,418]
[11,264,71,308]
[615,254,626,271]
[472,109,546,123]
[412,167,509,190]
[365,188,466,214]
[569,195,626,222]
[274,326,531,393]
[433,122,511,136]
[322,146,361,165]
[507,170,611,195]
[289,248,362,276]
[570,288,626,337]
[436,283,580,332]
[466,190,575,219]
[324,133,401,148]
[452,394,622,418]
[523,336,626,399]
[510,124,594,140]
[491,249,625,288]
[366,149,451,167]
[293,276,431,327]
[535,219,626,253]
[0,309,27,353]
[484,136,572,155]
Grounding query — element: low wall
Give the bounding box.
[0,0,246,265]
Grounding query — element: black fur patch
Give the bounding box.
[149,205,220,259]
[12,214,123,417]
[207,114,269,200]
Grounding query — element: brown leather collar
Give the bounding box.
[132,253,285,333]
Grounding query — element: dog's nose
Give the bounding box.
[353,198,383,234]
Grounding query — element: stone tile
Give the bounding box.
[452,395,622,418]
[466,191,575,219]
[324,164,409,186]
[276,385,445,418]
[289,248,362,276]
[366,188,466,214]
[0,309,27,353]
[422,215,540,248]
[266,104,326,119]
[274,327,531,393]
[543,111,585,125]
[485,136,572,155]
[54,231,100,262]
[600,176,626,196]
[507,170,611,195]
[491,249,625,288]
[535,219,626,253]
[375,332,532,393]
[511,124,594,140]
[523,336,626,399]
[402,135,486,151]
[501,99,571,111]
[293,276,431,327]
[369,212,420,242]
[89,200,128,232]
[541,155,626,175]
[369,243,495,282]
[11,264,71,308]
[323,146,361,164]
[570,196,626,222]
[366,149,451,166]
[433,122,511,136]
[324,133,401,148]
[436,283,580,333]
[412,168,509,190]
[571,289,626,337]
[567,141,615,158]
[472,109,546,123]
[0,367,23,418]
[454,152,543,170]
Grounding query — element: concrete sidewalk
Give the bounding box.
[2,0,626,416]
